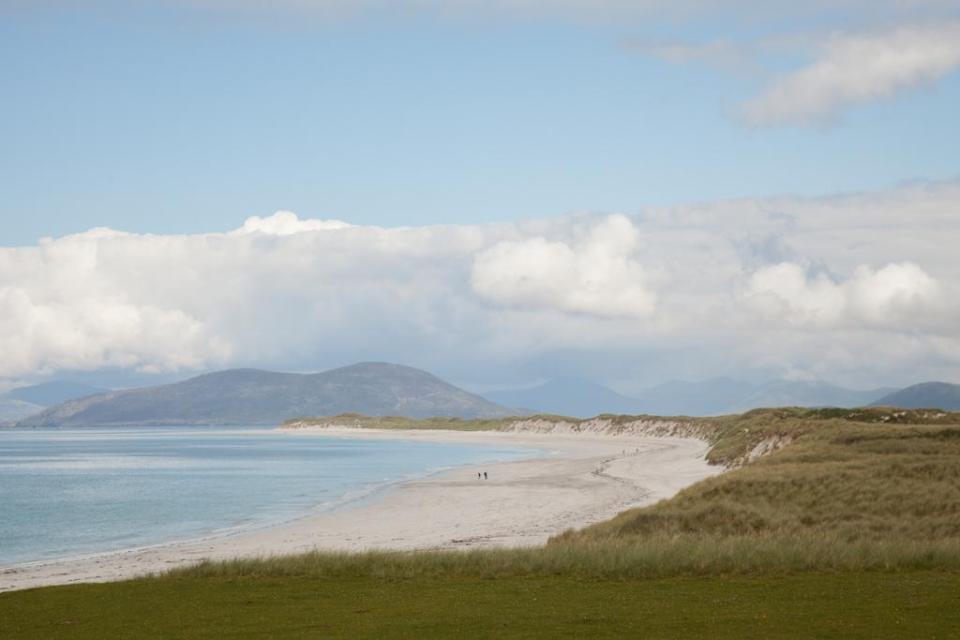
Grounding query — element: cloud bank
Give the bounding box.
[2,180,959,387]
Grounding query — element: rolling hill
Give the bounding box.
[16,363,514,427]
[871,382,960,410]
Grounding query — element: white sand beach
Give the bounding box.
[0,428,720,592]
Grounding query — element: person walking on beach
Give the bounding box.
[484,471,488,480]
[478,472,482,480]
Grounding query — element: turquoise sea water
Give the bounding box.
[0,427,534,566]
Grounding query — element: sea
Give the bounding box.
[0,426,535,566]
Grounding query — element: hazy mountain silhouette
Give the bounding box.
[7,381,107,407]
[871,382,960,410]
[486,377,894,417]
[0,380,108,423]
[0,398,44,423]
[726,381,893,414]
[630,378,758,416]
[484,377,641,418]
[17,363,513,427]
[11,364,942,427]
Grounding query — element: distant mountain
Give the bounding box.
[0,398,45,423]
[7,381,107,407]
[632,379,891,416]
[485,376,894,418]
[726,381,893,414]
[871,382,960,410]
[484,378,641,418]
[631,378,758,416]
[0,380,108,423]
[17,363,514,427]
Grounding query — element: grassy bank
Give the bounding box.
[167,538,960,581]
[562,412,960,547]
[3,571,960,639]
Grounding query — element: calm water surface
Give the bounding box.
[0,426,534,565]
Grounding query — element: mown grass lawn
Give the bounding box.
[3,571,960,639]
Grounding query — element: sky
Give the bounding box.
[1,1,959,393]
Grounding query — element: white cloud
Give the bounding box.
[744,263,847,326]
[0,228,234,377]
[848,262,941,323]
[744,261,941,327]
[232,211,351,235]
[1,186,959,387]
[0,288,229,375]
[471,214,656,319]
[741,22,960,126]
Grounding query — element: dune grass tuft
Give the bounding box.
[167,536,960,582]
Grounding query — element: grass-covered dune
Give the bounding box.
[5,406,960,638]
[555,408,960,576]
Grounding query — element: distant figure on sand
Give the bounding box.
[484,472,488,480]
[478,472,481,480]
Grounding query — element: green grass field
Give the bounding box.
[3,572,960,639]
[5,407,960,638]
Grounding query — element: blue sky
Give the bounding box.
[1,2,959,392]
[2,3,958,244]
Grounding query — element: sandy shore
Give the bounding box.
[0,428,720,592]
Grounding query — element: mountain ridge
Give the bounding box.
[484,377,640,419]
[17,362,514,427]
[7,381,107,407]
[871,382,960,410]
[0,380,109,423]
[485,377,896,417]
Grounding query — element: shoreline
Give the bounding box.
[0,427,720,592]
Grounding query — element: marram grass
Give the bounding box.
[167,537,960,581]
